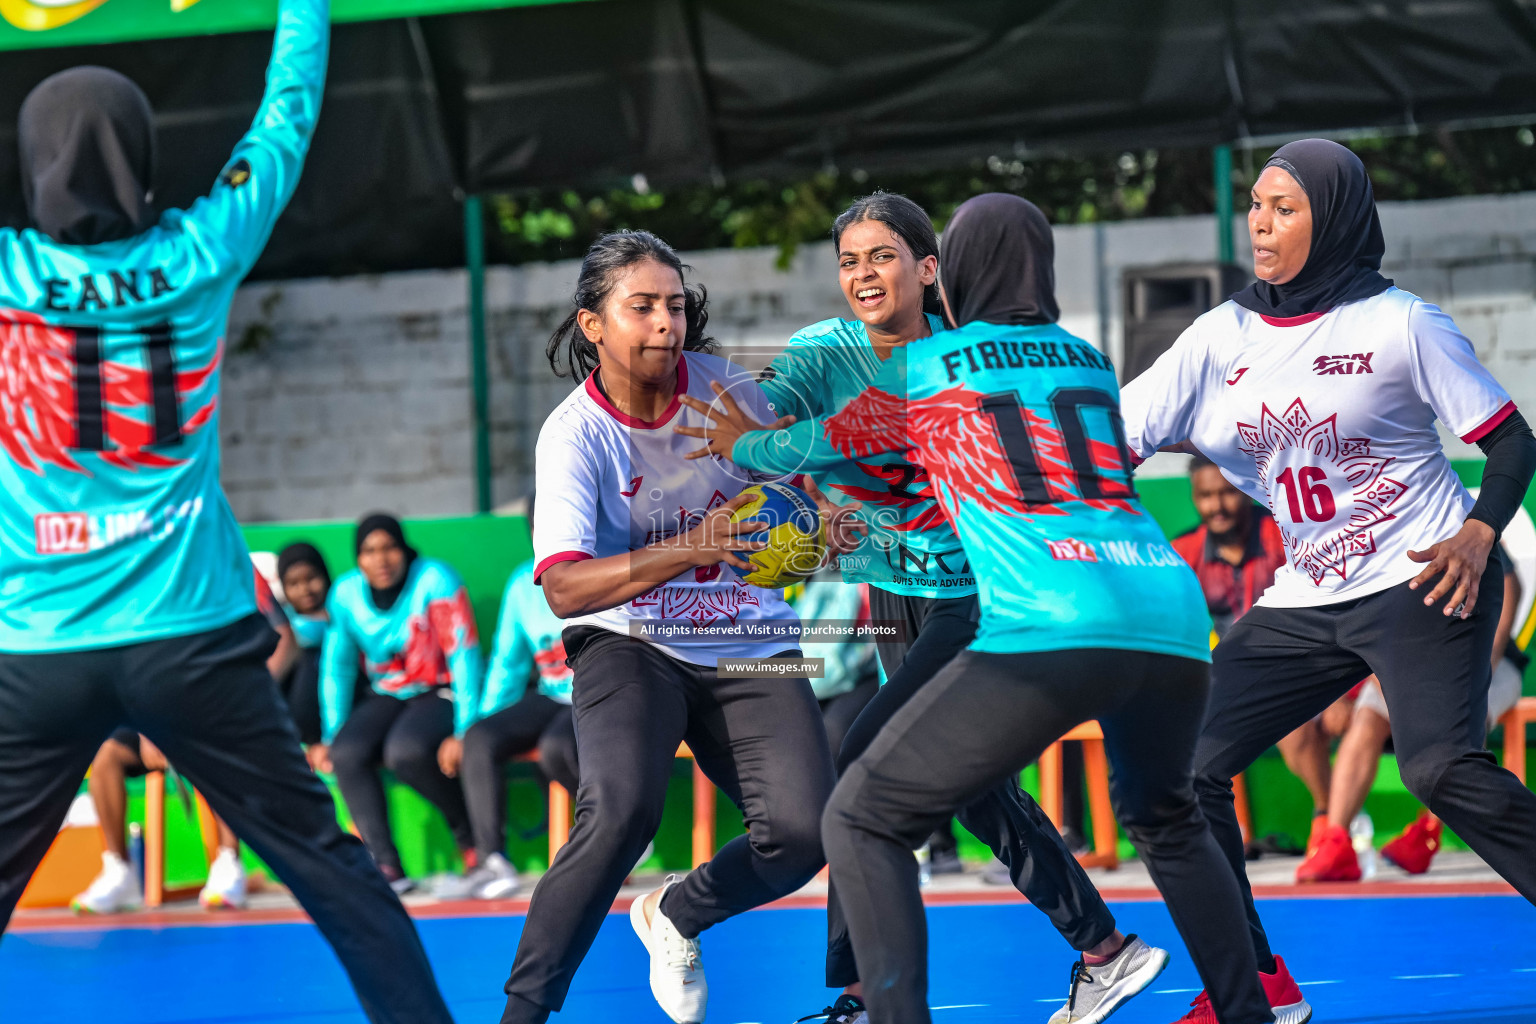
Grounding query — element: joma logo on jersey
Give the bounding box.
[1312,353,1374,375]
[33,498,205,555]
[644,490,730,545]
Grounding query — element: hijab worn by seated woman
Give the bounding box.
[277,542,331,590]
[939,193,1060,327]
[1231,138,1394,319]
[354,513,417,612]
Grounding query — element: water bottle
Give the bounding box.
[128,822,145,890]
[1349,812,1376,879]
[916,842,932,887]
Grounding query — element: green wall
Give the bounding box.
[243,514,534,651]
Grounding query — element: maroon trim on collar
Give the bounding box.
[584,356,690,430]
[1258,310,1329,327]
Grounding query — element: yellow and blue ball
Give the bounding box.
[730,482,826,588]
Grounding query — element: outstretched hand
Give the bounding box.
[1407,519,1496,618]
[679,491,770,572]
[800,475,867,562]
[676,382,795,462]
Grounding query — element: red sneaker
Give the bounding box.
[1261,956,1314,1024]
[1295,823,1360,883]
[1170,990,1217,1023]
[1305,815,1328,857]
[1381,811,1442,875]
[1169,955,1313,1024]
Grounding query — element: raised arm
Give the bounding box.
[176,0,329,275]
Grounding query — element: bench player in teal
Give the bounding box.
[809,194,1274,1024]
[0,3,454,1020]
[680,194,1160,1024]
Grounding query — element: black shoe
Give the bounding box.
[1059,827,1089,855]
[928,846,964,875]
[794,993,865,1023]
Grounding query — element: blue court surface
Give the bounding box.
[3,894,1533,1023]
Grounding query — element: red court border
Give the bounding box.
[9,880,1517,934]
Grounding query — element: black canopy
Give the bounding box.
[3,0,1533,278]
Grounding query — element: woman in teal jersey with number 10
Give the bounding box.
[813,193,1271,1024]
[678,193,1160,1024]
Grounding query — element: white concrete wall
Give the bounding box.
[221,190,1536,521]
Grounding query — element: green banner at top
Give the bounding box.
[0,0,591,51]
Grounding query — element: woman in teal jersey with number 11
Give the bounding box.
[678,193,1163,1024]
[0,2,452,1021]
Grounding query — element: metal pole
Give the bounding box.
[1214,143,1234,264]
[465,194,492,514]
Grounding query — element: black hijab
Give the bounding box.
[18,66,156,246]
[277,542,331,590]
[1231,139,1393,319]
[354,513,417,612]
[939,193,1059,327]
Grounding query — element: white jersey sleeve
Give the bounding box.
[532,412,601,582]
[1119,320,1208,460]
[1406,301,1514,442]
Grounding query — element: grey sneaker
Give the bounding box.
[1046,935,1169,1024]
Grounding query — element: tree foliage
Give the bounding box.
[482,124,1536,267]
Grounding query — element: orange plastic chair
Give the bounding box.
[1037,722,1254,870]
[1502,698,1536,784]
[528,743,715,868]
[143,770,221,908]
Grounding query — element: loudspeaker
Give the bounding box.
[1120,262,1250,383]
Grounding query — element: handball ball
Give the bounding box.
[730,483,826,588]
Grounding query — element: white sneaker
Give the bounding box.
[199,848,248,909]
[432,852,521,900]
[629,875,707,1024]
[475,853,520,899]
[1046,935,1169,1024]
[72,852,143,914]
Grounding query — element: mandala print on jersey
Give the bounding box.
[631,577,763,628]
[1236,397,1409,584]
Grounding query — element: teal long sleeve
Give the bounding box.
[318,599,358,745]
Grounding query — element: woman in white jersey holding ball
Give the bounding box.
[1120,138,1536,1023]
[498,231,837,1024]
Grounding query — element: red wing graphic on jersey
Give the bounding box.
[427,589,480,655]
[1236,397,1407,585]
[0,308,218,476]
[368,615,450,693]
[631,577,762,627]
[535,640,572,681]
[912,387,1138,518]
[824,387,912,459]
[829,384,1137,518]
[831,462,951,534]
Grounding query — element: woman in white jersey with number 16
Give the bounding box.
[1120,138,1536,1024]
[497,231,838,1024]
